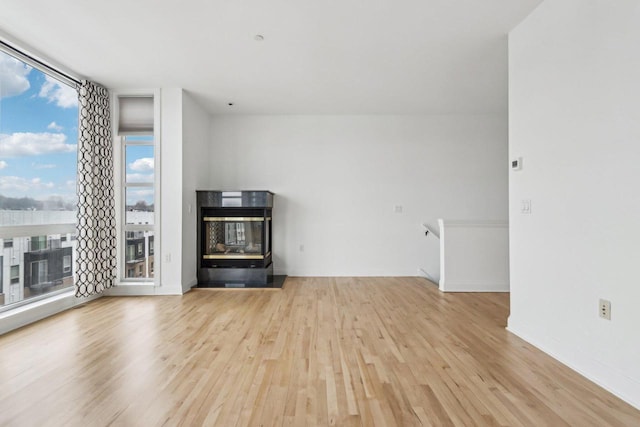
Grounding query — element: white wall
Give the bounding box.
[209,115,508,277]
[438,220,509,292]
[509,0,640,408]
[181,92,212,292]
[158,88,184,294]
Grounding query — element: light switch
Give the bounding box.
[520,199,532,214]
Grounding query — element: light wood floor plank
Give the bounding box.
[0,277,638,426]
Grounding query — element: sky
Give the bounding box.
[0,50,154,207]
[0,50,78,204]
[125,142,155,206]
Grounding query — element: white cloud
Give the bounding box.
[0,160,7,169]
[0,52,32,98]
[39,75,77,108]
[129,157,154,172]
[0,175,55,193]
[126,173,154,183]
[47,121,63,131]
[0,132,76,157]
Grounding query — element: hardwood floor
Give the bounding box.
[0,277,638,426]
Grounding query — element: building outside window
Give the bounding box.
[10,266,19,284]
[63,255,71,273]
[30,260,48,285]
[30,236,47,251]
[126,244,135,262]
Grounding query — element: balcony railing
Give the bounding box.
[29,239,62,252]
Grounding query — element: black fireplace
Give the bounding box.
[197,191,282,288]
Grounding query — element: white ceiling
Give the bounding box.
[0,0,541,115]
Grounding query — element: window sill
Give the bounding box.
[0,290,98,335]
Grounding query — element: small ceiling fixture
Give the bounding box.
[228,102,234,106]
[254,34,264,41]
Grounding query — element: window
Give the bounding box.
[30,260,48,285]
[0,48,78,309]
[63,255,71,273]
[30,236,47,251]
[126,244,136,262]
[118,98,157,282]
[10,266,19,284]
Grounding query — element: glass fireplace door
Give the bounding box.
[203,217,264,259]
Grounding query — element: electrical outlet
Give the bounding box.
[599,299,611,320]
[511,157,523,171]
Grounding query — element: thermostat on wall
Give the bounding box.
[511,157,523,171]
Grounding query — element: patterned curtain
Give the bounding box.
[75,80,117,297]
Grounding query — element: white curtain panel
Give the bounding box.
[75,80,117,297]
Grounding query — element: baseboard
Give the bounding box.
[183,277,197,293]
[104,284,157,296]
[507,317,640,410]
[440,280,509,292]
[104,283,184,296]
[416,269,439,286]
[152,287,185,296]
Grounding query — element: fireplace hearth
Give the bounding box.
[197,191,283,288]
